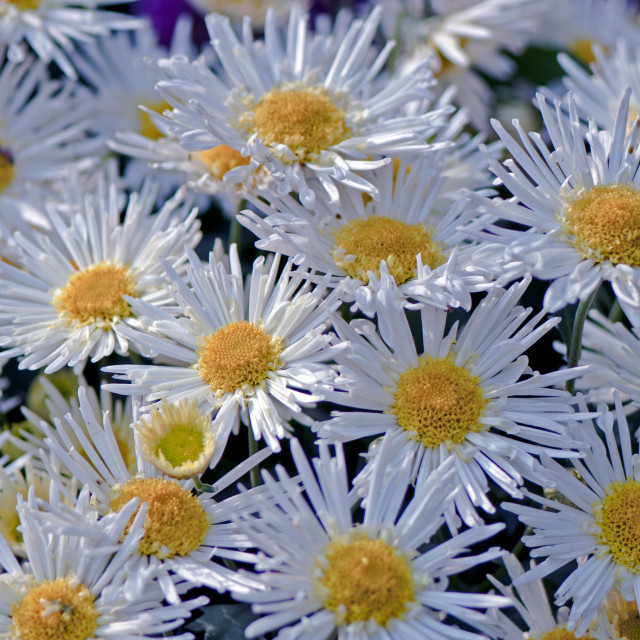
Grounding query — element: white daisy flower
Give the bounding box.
[537,0,640,67]
[553,41,640,131]
[391,0,546,129]
[240,155,494,316]
[0,0,143,79]
[153,5,451,207]
[70,16,239,204]
[0,485,207,640]
[104,245,343,456]
[233,438,508,640]
[504,393,640,635]
[0,51,101,235]
[315,277,588,530]
[0,172,201,373]
[488,554,607,640]
[470,88,640,319]
[19,373,137,473]
[553,308,640,407]
[30,385,271,604]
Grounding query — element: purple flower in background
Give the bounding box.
[133,0,207,46]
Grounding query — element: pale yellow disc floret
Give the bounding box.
[135,399,215,479]
[390,356,488,449]
[252,87,348,161]
[332,216,443,285]
[595,479,640,572]
[11,578,98,640]
[318,536,415,627]
[0,146,15,194]
[192,145,251,180]
[562,184,640,267]
[54,262,136,325]
[138,100,170,140]
[198,321,283,396]
[538,627,593,640]
[109,477,209,559]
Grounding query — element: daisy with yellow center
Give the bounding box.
[389,0,545,130]
[0,54,104,236]
[241,155,492,317]
[316,277,586,530]
[0,0,142,79]
[489,554,603,640]
[0,485,208,640]
[154,5,451,207]
[470,89,640,323]
[105,245,341,457]
[0,167,201,373]
[33,385,272,603]
[232,439,508,639]
[504,392,640,636]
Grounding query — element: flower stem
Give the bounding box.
[229,198,248,249]
[248,427,260,488]
[565,287,598,394]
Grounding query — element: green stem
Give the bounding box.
[608,297,623,323]
[229,198,248,249]
[248,428,260,488]
[565,287,598,394]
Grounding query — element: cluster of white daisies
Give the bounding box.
[4,0,640,639]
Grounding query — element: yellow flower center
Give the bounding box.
[538,628,592,640]
[109,477,209,559]
[562,184,640,267]
[138,100,170,140]
[11,578,98,640]
[619,617,640,640]
[595,479,640,572]
[192,145,251,180]
[391,356,488,448]
[318,537,415,627]
[0,146,15,194]
[198,321,283,395]
[332,216,443,285]
[568,39,602,65]
[136,400,214,479]
[252,87,348,161]
[54,262,136,325]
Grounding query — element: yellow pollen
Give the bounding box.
[54,262,136,325]
[0,146,15,194]
[538,628,593,640]
[619,617,640,640]
[192,145,251,180]
[138,100,170,140]
[109,477,209,559]
[198,321,283,395]
[391,356,488,449]
[332,216,443,285]
[136,399,214,479]
[252,87,348,161]
[563,185,640,266]
[318,537,415,626]
[595,479,640,572]
[568,39,603,65]
[11,578,98,640]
